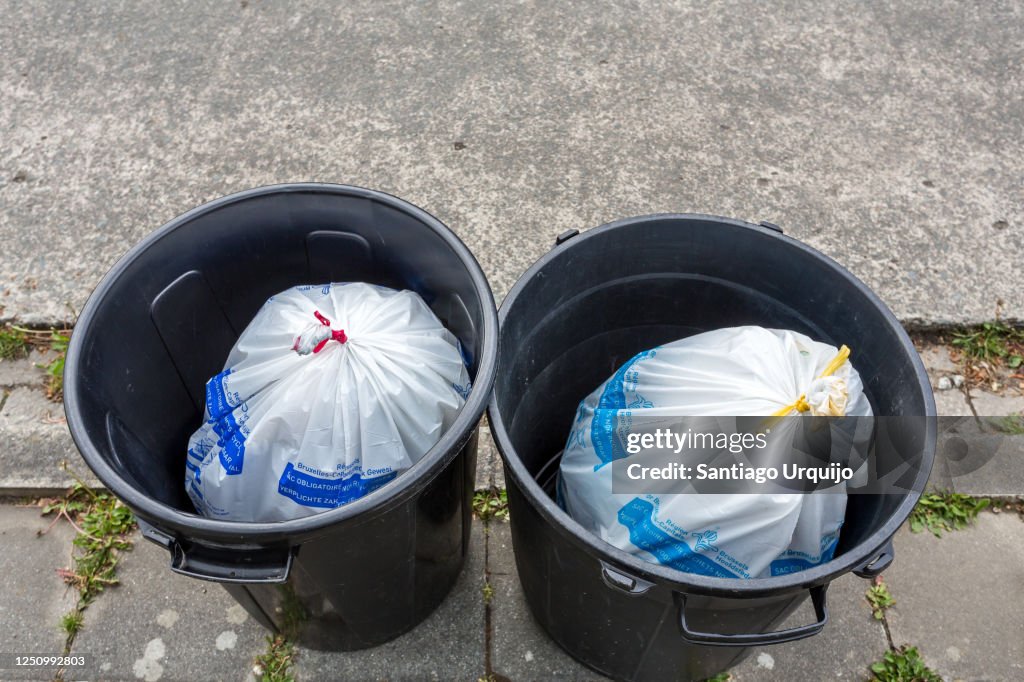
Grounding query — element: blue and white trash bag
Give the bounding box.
[186,282,471,522]
[558,326,872,578]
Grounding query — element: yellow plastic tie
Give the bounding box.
[770,345,851,417]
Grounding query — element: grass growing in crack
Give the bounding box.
[701,674,732,682]
[482,581,494,604]
[60,611,84,637]
[866,578,895,620]
[869,645,941,682]
[991,414,1024,435]
[0,325,30,359]
[909,492,989,537]
[1,325,72,399]
[38,330,69,400]
[952,322,1024,368]
[41,477,135,652]
[253,635,297,682]
[473,488,509,522]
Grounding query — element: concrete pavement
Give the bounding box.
[1,337,1022,679]
[0,504,1021,681]
[2,0,1023,327]
[2,4,1023,677]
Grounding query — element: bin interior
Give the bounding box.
[493,217,930,562]
[72,190,488,514]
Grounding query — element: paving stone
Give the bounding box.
[0,352,48,389]
[294,520,486,681]
[945,420,1024,497]
[918,345,961,378]
[0,387,99,494]
[0,505,78,681]
[933,388,973,417]
[925,455,956,493]
[71,535,266,682]
[967,390,1024,418]
[487,520,602,681]
[926,410,1024,496]
[885,514,1024,682]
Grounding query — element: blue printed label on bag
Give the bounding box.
[187,435,214,463]
[205,368,236,419]
[769,529,839,576]
[211,411,246,475]
[617,497,739,578]
[277,462,396,509]
[590,349,657,469]
[453,380,472,400]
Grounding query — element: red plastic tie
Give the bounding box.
[311,311,347,353]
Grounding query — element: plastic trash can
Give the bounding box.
[64,183,498,650]
[487,214,935,681]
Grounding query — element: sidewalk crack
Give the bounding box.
[483,518,494,678]
[879,608,896,650]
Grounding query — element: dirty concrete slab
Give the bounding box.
[294,521,487,681]
[917,345,961,379]
[0,384,98,494]
[2,1,1022,327]
[932,388,973,417]
[885,513,1024,682]
[0,351,49,389]
[939,413,1024,496]
[71,537,266,682]
[967,390,1024,418]
[487,519,603,681]
[0,505,78,681]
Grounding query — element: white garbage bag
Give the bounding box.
[185,282,471,522]
[558,326,872,578]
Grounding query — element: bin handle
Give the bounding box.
[853,541,894,579]
[678,584,828,647]
[137,518,293,584]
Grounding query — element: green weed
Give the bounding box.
[38,330,69,400]
[60,610,84,637]
[909,492,989,538]
[253,635,296,682]
[473,488,509,522]
[991,414,1024,435]
[0,326,29,360]
[866,580,895,620]
[952,322,1024,368]
[41,477,135,652]
[869,645,941,682]
[44,482,135,606]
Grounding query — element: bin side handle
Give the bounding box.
[678,584,828,647]
[853,541,894,579]
[137,518,293,585]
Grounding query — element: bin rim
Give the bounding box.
[487,212,937,598]
[64,182,499,543]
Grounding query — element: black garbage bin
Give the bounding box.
[64,183,498,650]
[487,214,935,681]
